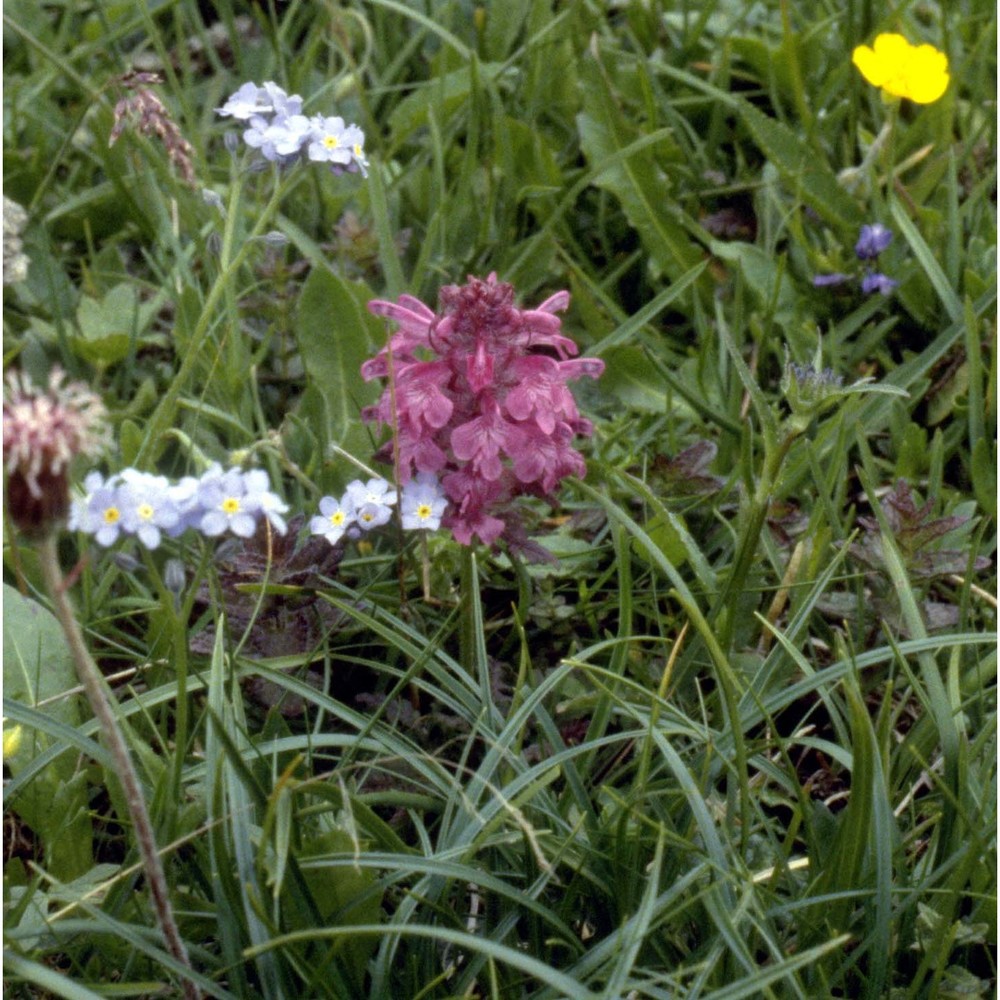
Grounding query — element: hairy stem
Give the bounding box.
[37,535,200,1000]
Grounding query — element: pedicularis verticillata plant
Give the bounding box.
[362,273,605,550]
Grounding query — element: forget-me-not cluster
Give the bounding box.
[216,81,368,176]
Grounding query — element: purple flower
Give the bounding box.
[363,274,604,548]
[812,272,853,288]
[861,272,899,295]
[855,223,893,260]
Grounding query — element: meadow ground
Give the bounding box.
[2,2,997,997]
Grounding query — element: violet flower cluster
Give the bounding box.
[361,273,605,548]
[70,465,289,550]
[813,222,899,295]
[216,81,368,176]
[310,473,448,545]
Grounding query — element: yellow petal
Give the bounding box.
[873,34,918,98]
[904,45,950,103]
[852,43,888,87]
[872,33,913,63]
[853,33,949,105]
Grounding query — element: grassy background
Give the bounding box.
[3,0,996,997]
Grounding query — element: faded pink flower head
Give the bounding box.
[363,273,604,550]
[3,368,109,534]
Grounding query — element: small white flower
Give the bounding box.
[242,468,289,534]
[310,494,357,545]
[216,82,272,120]
[118,470,179,550]
[342,123,369,176]
[197,468,258,538]
[86,481,126,547]
[69,470,110,533]
[260,81,303,118]
[306,115,353,168]
[400,473,447,531]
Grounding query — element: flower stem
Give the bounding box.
[37,535,200,1000]
[136,166,302,467]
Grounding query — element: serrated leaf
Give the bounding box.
[737,100,862,230]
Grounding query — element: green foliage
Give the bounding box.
[2,0,996,996]
[3,584,92,882]
[294,266,383,476]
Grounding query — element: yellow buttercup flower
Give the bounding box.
[852,33,949,104]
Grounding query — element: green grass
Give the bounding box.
[3,0,996,997]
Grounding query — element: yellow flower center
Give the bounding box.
[323,135,339,150]
[416,503,432,520]
[222,497,241,514]
[138,503,154,521]
[353,143,363,156]
[361,511,375,523]
[329,511,346,526]
[103,507,120,524]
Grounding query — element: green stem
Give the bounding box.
[37,536,199,1000]
[136,167,302,467]
[714,429,798,647]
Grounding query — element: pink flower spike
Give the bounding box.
[504,356,574,435]
[361,274,603,551]
[559,357,606,380]
[368,298,435,341]
[396,361,454,430]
